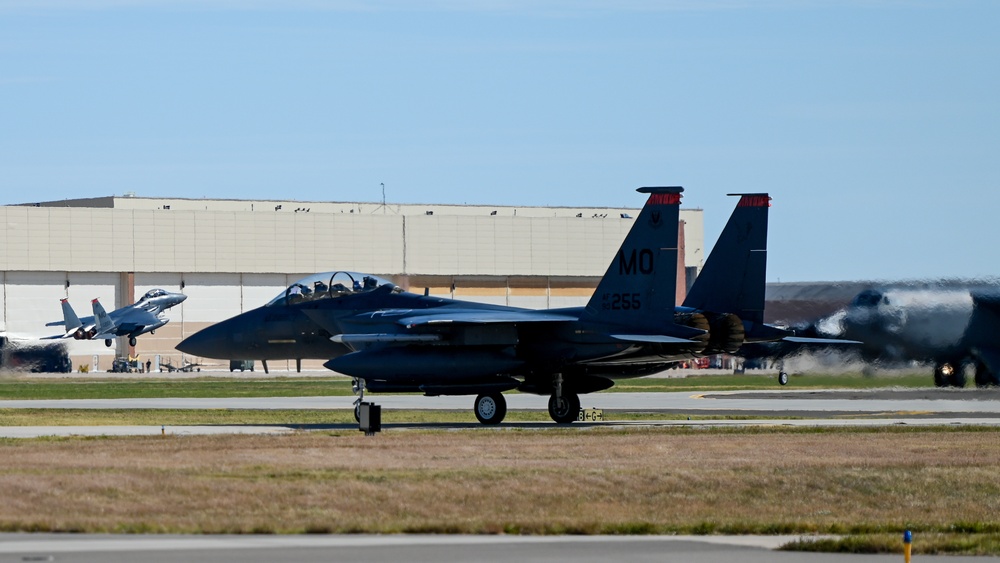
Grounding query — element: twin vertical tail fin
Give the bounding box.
[91,298,117,339]
[60,298,83,334]
[682,193,773,343]
[582,187,701,339]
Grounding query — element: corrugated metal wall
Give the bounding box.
[1,205,701,371]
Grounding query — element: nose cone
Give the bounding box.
[177,321,230,359]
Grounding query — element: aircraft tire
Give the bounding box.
[129,337,137,347]
[778,371,789,386]
[952,368,967,388]
[104,339,113,347]
[548,392,580,424]
[974,361,999,388]
[474,393,507,425]
[353,404,361,423]
[934,362,954,388]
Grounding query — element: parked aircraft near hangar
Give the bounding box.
[178,188,840,423]
[45,289,187,347]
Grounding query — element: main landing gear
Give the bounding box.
[776,360,789,386]
[547,373,580,424]
[934,361,966,388]
[935,360,1000,388]
[352,378,366,423]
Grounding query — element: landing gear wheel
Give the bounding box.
[952,366,967,388]
[474,393,507,425]
[974,361,1000,388]
[104,339,113,347]
[778,371,789,386]
[934,363,949,387]
[548,392,580,424]
[351,377,366,423]
[129,336,137,346]
[935,362,966,388]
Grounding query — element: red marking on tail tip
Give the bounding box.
[647,193,682,206]
[737,195,771,208]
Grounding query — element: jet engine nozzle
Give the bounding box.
[674,312,711,353]
[702,312,746,355]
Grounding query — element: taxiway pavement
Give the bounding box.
[0,533,991,563]
[2,388,1000,437]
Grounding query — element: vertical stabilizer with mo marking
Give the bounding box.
[683,193,770,326]
[581,187,683,332]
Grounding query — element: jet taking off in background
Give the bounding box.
[45,289,187,347]
[179,187,825,423]
[814,287,1000,388]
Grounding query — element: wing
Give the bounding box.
[610,334,704,344]
[395,310,580,328]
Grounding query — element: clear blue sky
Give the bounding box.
[2,1,997,283]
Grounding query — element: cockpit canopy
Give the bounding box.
[138,288,169,302]
[267,272,399,307]
[851,289,888,308]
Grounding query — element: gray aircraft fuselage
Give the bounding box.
[824,287,1000,387]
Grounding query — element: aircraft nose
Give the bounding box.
[176,323,228,358]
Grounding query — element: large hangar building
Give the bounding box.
[0,195,705,371]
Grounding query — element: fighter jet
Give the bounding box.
[814,287,1000,388]
[678,192,856,385]
[45,288,187,347]
[179,187,828,423]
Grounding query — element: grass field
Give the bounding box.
[0,427,997,555]
[0,370,997,555]
[0,369,932,400]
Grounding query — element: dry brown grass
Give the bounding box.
[0,427,998,534]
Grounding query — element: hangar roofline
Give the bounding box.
[9,195,702,217]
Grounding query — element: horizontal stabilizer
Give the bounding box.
[45,321,65,327]
[331,333,442,345]
[782,336,861,345]
[610,334,700,344]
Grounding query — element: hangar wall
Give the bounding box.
[1,199,703,372]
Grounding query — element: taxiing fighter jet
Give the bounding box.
[179,187,835,423]
[814,287,1000,388]
[45,288,187,347]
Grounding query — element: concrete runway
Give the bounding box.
[0,533,992,563]
[2,388,1000,437]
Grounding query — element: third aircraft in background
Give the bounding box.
[178,187,843,424]
[809,286,1000,388]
